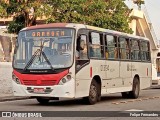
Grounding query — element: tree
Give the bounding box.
[1,0,132,34]
[0,3,7,17]
[48,0,132,33]
[7,15,25,34]
[0,0,52,33]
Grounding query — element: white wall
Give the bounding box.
[0,62,13,96]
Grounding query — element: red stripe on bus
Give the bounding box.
[26,23,68,30]
[13,69,69,86]
[90,67,92,78]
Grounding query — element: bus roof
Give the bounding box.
[21,23,149,41]
[85,25,149,41]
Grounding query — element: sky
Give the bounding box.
[125,0,160,40]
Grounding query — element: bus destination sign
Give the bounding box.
[26,29,72,37]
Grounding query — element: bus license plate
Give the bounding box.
[34,88,44,93]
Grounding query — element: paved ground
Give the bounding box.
[0,62,29,102]
[1,62,160,120]
[0,88,160,120]
[1,88,160,111]
[0,62,13,97]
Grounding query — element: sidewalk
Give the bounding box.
[0,62,30,102]
[0,94,30,102]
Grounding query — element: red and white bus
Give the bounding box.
[12,23,151,104]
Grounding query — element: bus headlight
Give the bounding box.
[12,73,21,84]
[58,75,72,85]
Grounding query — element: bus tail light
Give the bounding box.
[58,75,72,85]
[12,73,21,84]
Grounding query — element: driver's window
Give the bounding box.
[78,35,88,59]
[76,34,89,71]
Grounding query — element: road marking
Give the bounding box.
[120,101,127,103]
[125,109,144,111]
[127,100,134,102]
[148,97,155,99]
[135,99,142,101]
[154,96,160,98]
[142,98,149,100]
[112,102,119,105]
[112,96,160,105]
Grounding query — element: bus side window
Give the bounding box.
[119,37,130,60]
[131,40,140,60]
[89,32,104,59]
[141,41,150,61]
[106,34,117,59]
[76,34,89,70]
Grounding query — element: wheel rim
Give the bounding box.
[89,84,97,101]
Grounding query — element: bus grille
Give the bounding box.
[22,80,56,86]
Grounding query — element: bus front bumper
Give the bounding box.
[12,78,75,98]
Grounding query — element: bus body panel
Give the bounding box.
[13,69,76,98]
[152,56,160,85]
[75,60,105,98]
[13,70,69,85]
[106,86,132,94]
[106,60,121,88]
[12,23,151,101]
[131,62,151,89]
[13,77,75,98]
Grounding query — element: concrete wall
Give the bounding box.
[0,28,17,62]
[0,62,13,97]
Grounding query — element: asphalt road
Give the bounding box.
[1,87,160,120]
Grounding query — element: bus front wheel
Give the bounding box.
[36,97,50,104]
[83,79,100,105]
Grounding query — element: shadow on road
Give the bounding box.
[28,94,126,107]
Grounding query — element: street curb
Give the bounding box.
[150,85,160,89]
[0,96,31,102]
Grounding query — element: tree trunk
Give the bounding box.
[24,12,29,27]
[28,15,37,26]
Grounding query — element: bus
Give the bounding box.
[152,53,160,86]
[12,23,151,104]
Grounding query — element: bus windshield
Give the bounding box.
[13,28,75,70]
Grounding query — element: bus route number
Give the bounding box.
[100,65,109,71]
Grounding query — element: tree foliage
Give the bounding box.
[0,1,7,17]
[7,15,25,34]
[1,0,132,34]
[0,0,52,33]
[48,0,133,33]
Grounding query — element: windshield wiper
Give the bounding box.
[23,41,54,71]
[41,51,54,70]
[23,49,40,71]
[38,41,54,70]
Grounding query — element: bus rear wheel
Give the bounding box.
[121,77,140,99]
[83,79,100,105]
[36,97,50,104]
[129,77,140,98]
